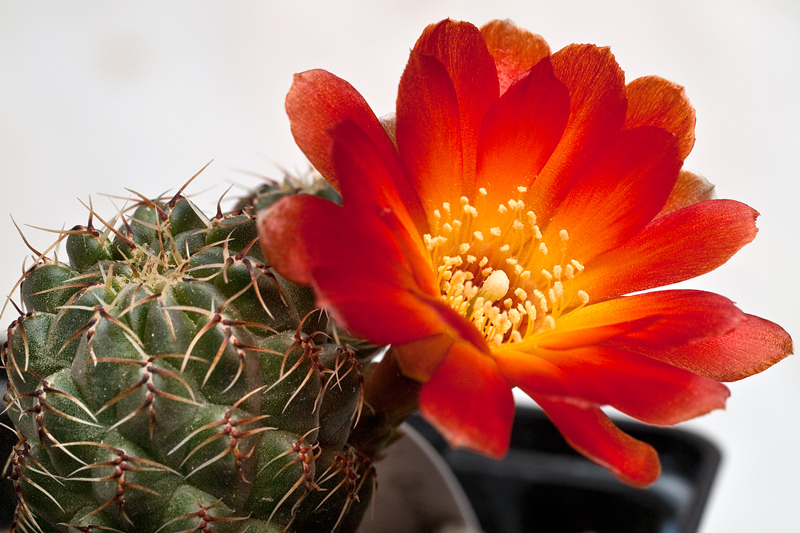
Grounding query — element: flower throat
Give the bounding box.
[423,187,589,348]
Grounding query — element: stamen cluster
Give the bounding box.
[423,188,589,347]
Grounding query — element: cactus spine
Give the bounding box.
[2,176,381,532]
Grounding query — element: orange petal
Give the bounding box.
[480,19,551,95]
[526,44,626,221]
[396,50,464,214]
[542,126,681,261]
[392,333,457,382]
[579,199,759,301]
[532,397,661,487]
[413,20,499,193]
[542,290,744,350]
[419,342,515,458]
[613,314,793,382]
[656,170,716,218]
[475,57,570,206]
[493,346,575,399]
[393,295,493,381]
[624,75,696,160]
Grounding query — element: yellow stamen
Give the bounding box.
[422,195,590,347]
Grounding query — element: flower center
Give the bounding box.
[423,187,589,348]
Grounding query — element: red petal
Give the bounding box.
[258,194,337,286]
[624,75,696,160]
[396,50,464,213]
[285,70,381,190]
[532,397,661,487]
[258,195,409,289]
[328,120,439,296]
[312,266,447,346]
[496,342,729,427]
[285,70,426,228]
[259,196,449,348]
[475,57,570,207]
[656,170,716,218]
[543,346,728,425]
[526,44,626,221]
[542,126,681,261]
[413,20,500,193]
[579,199,759,301]
[316,268,492,380]
[544,290,744,350]
[614,314,793,382]
[419,342,515,458]
[480,19,551,95]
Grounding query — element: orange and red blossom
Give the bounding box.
[259,19,792,486]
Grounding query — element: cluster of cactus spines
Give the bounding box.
[235,172,342,213]
[1,173,382,532]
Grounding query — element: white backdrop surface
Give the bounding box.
[1,2,798,532]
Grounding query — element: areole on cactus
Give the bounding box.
[1,171,387,532]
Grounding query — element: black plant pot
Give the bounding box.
[408,406,720,533]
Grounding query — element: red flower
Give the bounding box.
[260,19,792,486]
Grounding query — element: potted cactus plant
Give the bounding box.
[2,16,792,533]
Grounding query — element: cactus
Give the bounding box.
[1,175,382,532]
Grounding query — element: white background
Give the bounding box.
[1,1,798,531]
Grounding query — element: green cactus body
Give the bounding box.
[2,181,377,532]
